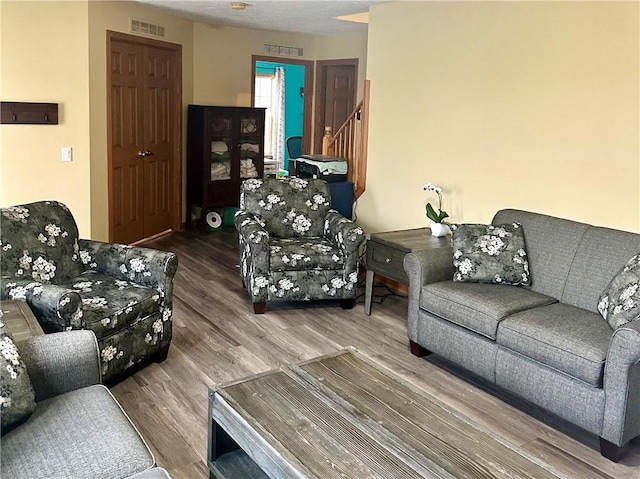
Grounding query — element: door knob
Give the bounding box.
[144,150,154,156]
[137,150,146,157]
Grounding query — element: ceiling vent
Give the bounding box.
[130,19,165,38]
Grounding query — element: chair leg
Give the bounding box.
[153,344,170,363]
[600,437,629,462]
[253,302,266,314]
[340,299,355,310]
[409,340,431,357]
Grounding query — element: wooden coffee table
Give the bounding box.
[208,349,567,479]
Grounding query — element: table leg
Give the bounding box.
[208,392,240,463]
[365,269,375,315]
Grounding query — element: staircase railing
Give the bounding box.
[322,80,370,200]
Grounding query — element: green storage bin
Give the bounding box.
[223,206,239,226]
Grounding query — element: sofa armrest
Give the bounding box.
[234,211,270,302]
[78,239,178,304]
[235,211,270,243]
[1,279,83,331]
[403,248,455,342]
[403,247,455,289]
[20,330,101,402]
[234,210,270,268]
[323,210,365,255]
[602,320,640,445]
[26,284,83,331]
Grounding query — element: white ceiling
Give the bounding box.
[134,0,388,36]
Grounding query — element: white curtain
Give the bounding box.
[274,67,286,170]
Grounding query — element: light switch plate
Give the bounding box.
[61,147,72,162]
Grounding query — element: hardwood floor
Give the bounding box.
[111,228,640,479]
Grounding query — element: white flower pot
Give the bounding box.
[430,221,450,237]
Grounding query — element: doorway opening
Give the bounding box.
[251,56,313,172]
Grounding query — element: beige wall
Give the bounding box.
[192,23,319,106]
[0,1,91,235]
[316,31,368,100]
[192,25,367,106]
[193,25,368,151]
[88,1,194,241]
[362,1,640,234]
[193,25,368,154]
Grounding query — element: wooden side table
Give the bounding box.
[1,300,44,342]
[364,228,450,315]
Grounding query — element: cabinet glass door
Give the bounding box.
[210,113,233,181]
[238,114,261,179]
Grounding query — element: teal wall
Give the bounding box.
[256,61,305,168]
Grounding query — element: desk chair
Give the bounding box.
[286,136,303,159]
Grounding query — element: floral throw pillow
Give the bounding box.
[451,223,531,285]
[0,323,36,435]
[597,253,640,329]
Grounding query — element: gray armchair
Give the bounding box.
[1,330,171,479]
[0,200,178,381]
[235,178,365,313]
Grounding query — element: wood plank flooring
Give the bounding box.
[110,228,640,479]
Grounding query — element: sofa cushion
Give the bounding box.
[67,271,162,340]
[0,326,35,435]
[562,226,640,313]
[269,237,344,271]
[420,281,557,340]
[240,178,331,238]
[597,253,640,329]
[497,303,613,387]
[450,223,530,285]
[0,201,83,285]
[0,384,154,479]
[129,468,172,479]
[267,269,356,301]
[492,209,590,299]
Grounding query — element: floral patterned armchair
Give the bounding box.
[235,178,365,314]
[0,200,178,382]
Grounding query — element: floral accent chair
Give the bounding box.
[235,178,365,314]
[0,201,178,382]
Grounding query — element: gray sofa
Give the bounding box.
[404,209,640,461]
[1,330,171,479]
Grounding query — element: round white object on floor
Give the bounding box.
[206,211,222,229]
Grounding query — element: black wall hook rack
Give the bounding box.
[1,102,59,125]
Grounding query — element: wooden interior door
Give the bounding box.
[143,47,173,238]
[325,65,355,133]
[314,60,357,154]
[108,31,182,244]
[109,39,145,243]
